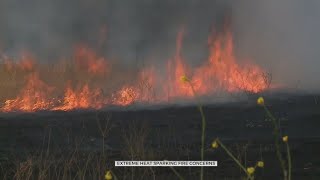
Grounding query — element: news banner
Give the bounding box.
[115,161,217,167]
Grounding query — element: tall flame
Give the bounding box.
[0,26,271,112]
[192,30,268,94]
[166,29,193,99]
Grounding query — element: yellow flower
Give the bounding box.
[211,140,219,149]
[105,170,112,180]
[180,75,189,83]
[282,135,288,142]
[247,167,255,175]
[257,161,264,168]
[257,97,265,106]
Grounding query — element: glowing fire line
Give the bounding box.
[0,29,270,112]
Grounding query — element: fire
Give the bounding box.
[0,25,271,112]
[137,67,156,102]
[166,29,194,98]
[2,73,54,112]
[18,52,36,71]
[192,30,268,94]
[111,86,138,106]
[74,44,109,75]
[53,84,105,111]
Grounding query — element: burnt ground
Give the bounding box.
[0,92,320,179]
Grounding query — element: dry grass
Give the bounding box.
[0,114,115,180]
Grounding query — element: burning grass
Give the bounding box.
[0,25,286,178]
[0,27,272,112]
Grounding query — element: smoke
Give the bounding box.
[0,0,110,58]
[0,0,319,91]
[0,0,228,63]
[230,0,320,91]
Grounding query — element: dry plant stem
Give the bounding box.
[216,139,255,180]
[169,166,185,180]
[46,127,52,157]
[187,81,206,180]
[199,105,206,180]
[286,142,292,180]
[96,113,112,159]
[263,106,288,179]
[149,167,156,180]
[111,170,118,180]
[216,139,247,174]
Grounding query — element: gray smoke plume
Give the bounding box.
[0,0,319,91]
[0,0,228,62]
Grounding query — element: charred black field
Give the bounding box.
[0,92,320,179]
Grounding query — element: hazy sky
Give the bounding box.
[0,0,319,91]
[231,0,320,91]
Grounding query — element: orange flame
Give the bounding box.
[166,29,194,99]
[53,84,105,111]
[2,73,54,112]
[74,45,109,75]
[111,86,138,106]
[192,30,268,94]
[0,25,271,112]
[18,52,35,71]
